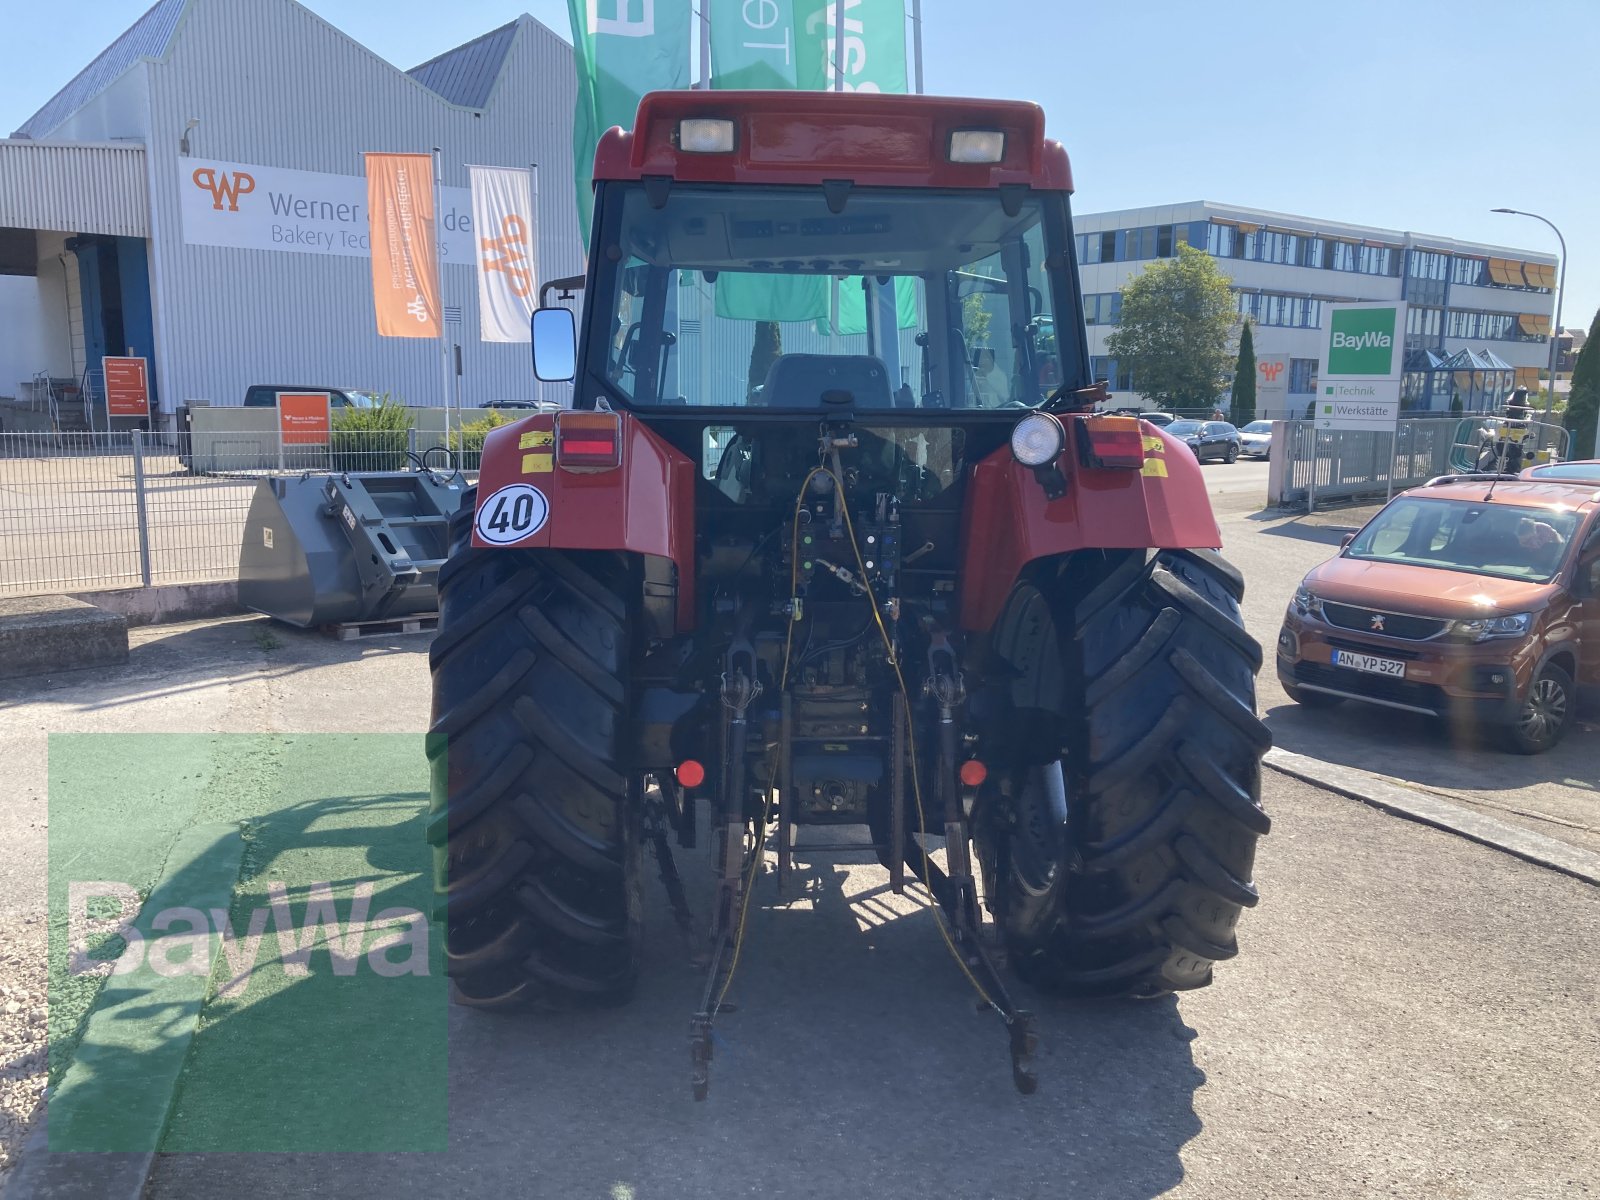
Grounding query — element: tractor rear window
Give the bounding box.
[585,183,1081,411]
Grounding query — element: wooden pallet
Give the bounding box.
[322,613,439,641]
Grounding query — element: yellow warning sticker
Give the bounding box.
[1141,457,1169,478]
[1142,435,1166,454]
[521,451,553,474]
[519,430,554,449]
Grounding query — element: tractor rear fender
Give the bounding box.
[471,411,698,630]
[958,420,1220,631]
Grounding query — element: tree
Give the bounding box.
[1230,319,1257,425]
[1105,244,1236,411]
[747,321,782,399]
[1562,308,1599,460]
[962,293,993,347]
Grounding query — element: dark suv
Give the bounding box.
[1168,419,1242,463]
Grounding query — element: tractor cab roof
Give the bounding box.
[593,89,1073,193]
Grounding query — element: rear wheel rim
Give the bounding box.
[1011,762,1069,893]
[1519,675,1568,744]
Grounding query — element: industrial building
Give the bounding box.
[1074,201,1560,417]
[0,0,579,430]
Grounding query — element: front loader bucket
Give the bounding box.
[238,471,467,628]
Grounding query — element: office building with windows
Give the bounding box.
[1074,201,1559,417]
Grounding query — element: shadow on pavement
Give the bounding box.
[149,833,1205,1198]
[1265,699,1599,800]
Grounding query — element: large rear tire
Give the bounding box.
[985,548,1270,997]
[426,487,642,1008]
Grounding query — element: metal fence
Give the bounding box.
[1277,417,1571,511]
[0,430,472,598]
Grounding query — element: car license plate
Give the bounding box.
[1332,650,1405,678]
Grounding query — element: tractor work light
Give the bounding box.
[948,129,1006,164]
[555,411,623,472]
[678,118,736,153]
[1079,416,1146,470]
[1010,412,1065,467]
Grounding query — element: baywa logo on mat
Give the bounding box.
[1327,307,1398,376]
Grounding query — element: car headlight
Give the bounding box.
[1010,412,1065,467]
[1451,612,1533,641]
[1292,587,1323,619]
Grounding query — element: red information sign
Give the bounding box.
[277,392,331,445]
[103,357,150,419]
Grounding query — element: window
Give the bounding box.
[1099,231,1116,262]
[1451,256,1486,287]
[1235,290,1321,328]
[1289,358,1318,394]
[588,183,1076,410]
[1089,356,1132,390]
[1082,292,1121,325]
[1156,225,1173,257]
[1331,241,1356,272]
[1207,222,1238,258]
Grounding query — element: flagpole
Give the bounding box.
[911,0,925,94]
[698,3,711,89]
[832,0,844,90]
[432,146,453,430]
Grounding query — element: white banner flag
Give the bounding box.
[468,166,537,343]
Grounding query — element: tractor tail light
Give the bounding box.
[556,411,622,472]
[1079,416,1145,470]
[675,759,706,789]
[959,759,988,788]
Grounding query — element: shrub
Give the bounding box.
[450,409,513,471]
[330,395,411,471]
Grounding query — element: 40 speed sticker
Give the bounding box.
[474,483,550,545]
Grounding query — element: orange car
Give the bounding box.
[1278,476,1600,752]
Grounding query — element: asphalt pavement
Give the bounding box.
[0,599,1595,1198]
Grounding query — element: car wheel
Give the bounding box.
[1224,444,1239,464]
[1285,683,1343,709]
[1501,662,1574,754]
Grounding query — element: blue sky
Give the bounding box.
[7,0,1597,330]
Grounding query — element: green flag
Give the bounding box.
[710,0,799,88]
[567,0,692,239]
[710,0,911,324]
[794,0,909,93]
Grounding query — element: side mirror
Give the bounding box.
[530,307,576,382]
[1339,532,1356,550]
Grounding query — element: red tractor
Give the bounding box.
[428,90,1269,1097]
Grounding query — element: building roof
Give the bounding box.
[407,20,519,109]
[12,0,188,139]
[1076,199,1559,267]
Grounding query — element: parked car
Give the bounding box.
[1239,419,1273,458]
[1277,476,1600,753]
[1108,407,1175,426]
[1522,459,1600,483]
[1167,419,1242,462]
[242,385,382,408]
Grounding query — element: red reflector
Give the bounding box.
[675,760,706,789]
[1080,416,1146,470]
[556,412,623,471]
[959,759,988,787]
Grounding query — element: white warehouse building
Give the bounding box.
[1074,201,1559,418]
[0,0,581,429]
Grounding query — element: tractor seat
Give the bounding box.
[759,354,893,409]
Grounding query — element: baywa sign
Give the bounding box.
[1324,303,1404,377]
[181,157,477,262]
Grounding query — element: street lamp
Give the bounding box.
[1491,208,1566,421]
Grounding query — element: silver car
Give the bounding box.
[1239,420,1272,458]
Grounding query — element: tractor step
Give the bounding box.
[321,613,439,641]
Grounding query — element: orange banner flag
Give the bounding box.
[365,152,441,338]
